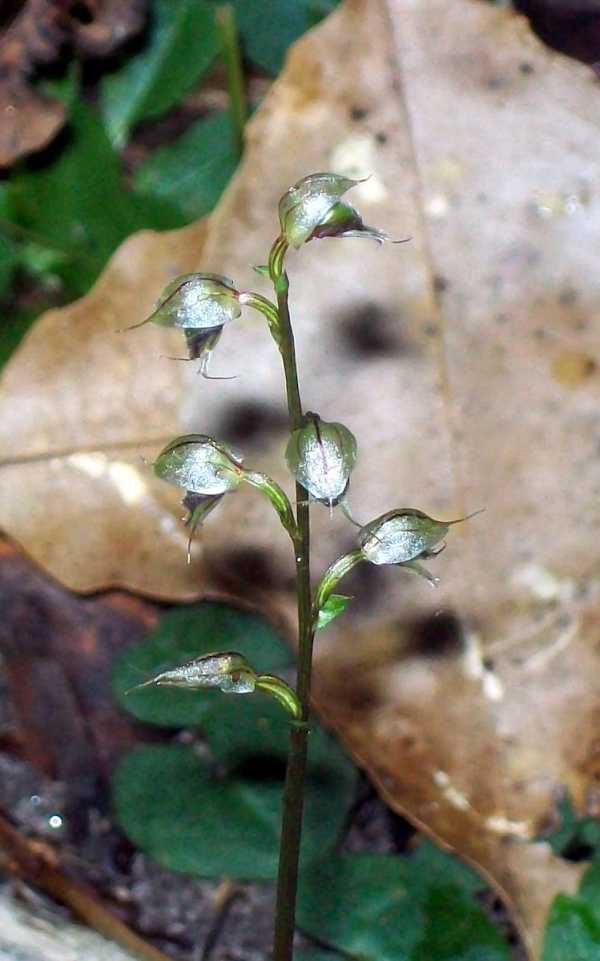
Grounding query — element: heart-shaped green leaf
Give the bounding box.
[113,738,354,880]
[297,845,510,961]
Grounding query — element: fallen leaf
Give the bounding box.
[0,76,65,168]
[71,0,147,58]
[0,0,147,166]
[1,0,599,956]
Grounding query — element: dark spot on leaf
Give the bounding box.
[232,755,287,783]
[344,775,416,853]
[409,610,464,658]
[350,106,369,121]
[209,547,294,595]
[433,274,448,294]
[340,680,380,714]
[514,0,600,65]
[69,2,94,24]
[559,287,577,305]
[216,400,287,447]
[341,559,386,612]
[337,301,406,358]
[519,61,534,74]
[375,131,388,144]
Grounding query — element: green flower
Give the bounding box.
[129,651,301,718]
[154,434,244,496]
[285,413,357,508]
[279,172,390,248]
[359,509,450,566]
[143,273,242,330]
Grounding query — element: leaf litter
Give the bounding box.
[2,0,600,956]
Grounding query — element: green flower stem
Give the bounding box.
[242,470,298,543]
[312,549,365,621]
[269,235,313,961]
[215,4,247,158]
[256,675,301,720]
[239,291,282,345]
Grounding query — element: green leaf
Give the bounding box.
[316,594,352,631]
[133,111,238,223]
[113,600,355,879]
[6,98,177,296]
[543,865,600,960]
[0,230,18,302]
[297,844,510,961]
[231,0,337,75]
[294,951,346,961]
[541,795,600,861]
[113,730,354,880]
[113,601,294,727]
[101,0,219,148]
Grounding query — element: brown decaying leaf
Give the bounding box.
[0,0,147,166]
[1,0,600,955]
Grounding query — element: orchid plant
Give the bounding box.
[129,173,470,961]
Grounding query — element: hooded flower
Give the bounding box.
[358,509,450,566]
[278,172,390,248]
[154,434,244,496]
[145,273,242,330]
[285,412,357,508]
[126,273,242,376]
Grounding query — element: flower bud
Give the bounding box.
[145,273,242,330]
[131,651,258,695]
[358,509,449,566]
[129,651,301,718]
[154,434,244,496]
[278,172,389,247]
[285,413,357,507]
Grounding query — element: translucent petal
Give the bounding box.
[359,509,449,565]
[154,434,244,495]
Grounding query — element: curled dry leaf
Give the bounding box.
[0,0,147,166]
[1,0,600,955]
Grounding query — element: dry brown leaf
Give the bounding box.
[0,0,146,166]
[1,0,600,955]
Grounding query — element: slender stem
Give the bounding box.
[215,4,247,158]
[269,237,314,961]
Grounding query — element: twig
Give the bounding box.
[0,812,176,961]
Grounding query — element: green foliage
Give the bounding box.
[542,795,600,862]
[543,865,600,960]
[294,951,345,961]
[6,97,177,296]
[134,112,239,223]
[316,594,352,631]
[0,231,18,302]
[113,602,356,879]
[297,843,511,961]
[232,0,339,74]
[101,0,219,148]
